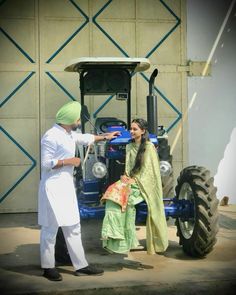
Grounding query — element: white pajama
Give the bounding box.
[40,223,88,270]
[38,124,95,270]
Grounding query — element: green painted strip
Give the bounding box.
[146,0,181,58]
[46,0,89,63]
[0,28,35,63]
[0,126,37,203]
[93,95,114,118]
[0,72,35,108]
[92,0,129,57]
[45,72,76,101]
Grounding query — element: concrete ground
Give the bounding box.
[0,205,236,295]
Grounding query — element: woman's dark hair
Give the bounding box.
[130,118,149,177]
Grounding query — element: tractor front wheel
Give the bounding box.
[175,166,219,258]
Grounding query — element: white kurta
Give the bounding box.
[38,124,94,227]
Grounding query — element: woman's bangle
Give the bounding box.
[62,160,64,167]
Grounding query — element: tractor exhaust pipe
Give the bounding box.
[147,69,158,135]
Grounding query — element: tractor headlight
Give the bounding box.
[159,161,172,177]
[92,162,107,178]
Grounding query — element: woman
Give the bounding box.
[101,118,168,255]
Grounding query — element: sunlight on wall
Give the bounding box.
[171,1,235,155]
[214,128,236,204]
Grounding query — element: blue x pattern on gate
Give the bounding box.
[0,0,182,203]
[0,0,37,203]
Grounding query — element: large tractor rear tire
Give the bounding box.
[175,166,219,258]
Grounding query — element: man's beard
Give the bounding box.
[71,123,81,131]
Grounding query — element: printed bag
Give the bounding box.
[101,180,131,212]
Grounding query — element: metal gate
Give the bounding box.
[0,0,186,212]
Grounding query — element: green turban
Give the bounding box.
[56,101,81,125]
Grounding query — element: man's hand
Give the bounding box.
[94,131,120,142]
[69,157,81,167]
[105,131,120,141]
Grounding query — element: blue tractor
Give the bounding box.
[55,58,219,261]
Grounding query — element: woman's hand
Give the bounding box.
[120,175,135,184]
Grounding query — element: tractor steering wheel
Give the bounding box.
[99,119,127,133]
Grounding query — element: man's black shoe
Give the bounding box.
[43,268,62,281]
[75,265,104,276]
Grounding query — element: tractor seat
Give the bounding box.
[94,117,127,133]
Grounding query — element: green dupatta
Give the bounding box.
[125,141,168,254]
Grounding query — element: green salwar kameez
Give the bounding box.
[102,183,144,253]
[101,141,168,255]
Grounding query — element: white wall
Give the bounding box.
[187,0,236,203]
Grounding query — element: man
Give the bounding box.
[38,101,119,281]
